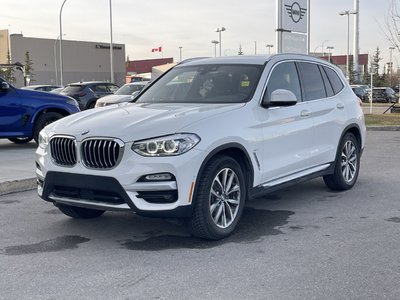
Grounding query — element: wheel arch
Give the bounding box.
[341,124,362,150]
[193,143,255,203]
[32,108,70,123]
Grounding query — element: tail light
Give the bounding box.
[76,92,86,97]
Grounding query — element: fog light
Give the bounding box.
[145,173,173,181]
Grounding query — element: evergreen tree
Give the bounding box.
[238,44,244,55]
[24,51,35,84]
[4,50,16,84]
[371,47,384,86]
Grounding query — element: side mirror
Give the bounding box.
[268,89,297,107]
[130,90,140,101]
[1,82,10,90]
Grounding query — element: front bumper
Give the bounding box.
[36,140,204,218]
[37,172,193,218]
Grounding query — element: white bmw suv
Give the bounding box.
[36,54,366,240]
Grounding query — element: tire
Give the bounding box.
[8,137,33,144]
[33,112,63,143]
[57,204,105,219]
[187,155,246,240]
[323,132,360,191]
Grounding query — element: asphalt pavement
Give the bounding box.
[0,131,400,299]
[0,140,37,195]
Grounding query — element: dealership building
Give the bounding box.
[0,29,126,87]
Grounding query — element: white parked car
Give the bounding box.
[95,82,148,108]
[36,54,366,240]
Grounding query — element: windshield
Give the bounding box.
[115,84,145,95]
[136,64,262,104]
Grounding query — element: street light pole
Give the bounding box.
[326,46,334,63]
[266,44,274,55]
[339,10,357,82]
[53,34,65,85]
[321,40,329,56]
[216,27,226,56]
[389,46,395,86]
[109,0,114,83]
[179,46,183,62]
[211,40,219,57]
[59,0,67,86]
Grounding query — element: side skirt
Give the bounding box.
[248,162,335,200]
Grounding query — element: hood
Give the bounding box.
[97,94,132,105]
[48,102,244,142]
[17,88,70,102]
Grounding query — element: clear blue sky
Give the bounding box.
[0,0,396,68]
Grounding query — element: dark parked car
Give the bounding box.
[351,86,369,102]
[372,87,397,103]
[60,81,119,110]
[0,77,80,144]
[21,85,62,92]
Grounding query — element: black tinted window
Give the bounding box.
[319,65,334,97]
[62,85,83,93]
[297,62,326,101]
[137,64,262,104]
[323,67,344,94]
[265,62,301,102]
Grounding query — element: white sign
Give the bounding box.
[281,0,308,33]
[282,32,307,54]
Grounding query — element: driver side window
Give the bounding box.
[263,62,302,104]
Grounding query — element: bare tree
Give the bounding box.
[385,0,400,50]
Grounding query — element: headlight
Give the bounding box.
[132,133,200,157]
[38,130,49,149]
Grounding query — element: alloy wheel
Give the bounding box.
[209,168,241,229]
[341,140,358,183]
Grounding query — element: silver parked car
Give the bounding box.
[95,82,148,108]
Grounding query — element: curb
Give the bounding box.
[367,126,400,131]
[0,178,37,196]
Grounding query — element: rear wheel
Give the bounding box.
[57,204,105,219]
[33,112,63,143]
[8,137,32,144]
[187,155,246,240]
[323,132,360,190]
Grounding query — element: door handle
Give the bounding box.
[300,110,310,117]
[337,102,345,109]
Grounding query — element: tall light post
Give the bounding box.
[266,44,274,55]
[109,0,114,83]
[211,40,219,57]
[216,27,226,56]
[389,46,395,86]
[321,40,329,56]
[53,34,65,85]
[339,10,357,82]
[179,46,183,62]
[326,46,334,63]
[59,0,67,86]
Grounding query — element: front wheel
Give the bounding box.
[57,204,105,219]
[33,112,63,143]
[187,155,246,240]
[323,132,360,190]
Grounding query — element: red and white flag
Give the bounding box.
[151,46,162,52]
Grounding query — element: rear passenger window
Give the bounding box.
[297,62,326,101]
[319,65,334,97]
[264,62,302,103]
[323,67,344,94]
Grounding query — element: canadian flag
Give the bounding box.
[151,46,162,52]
